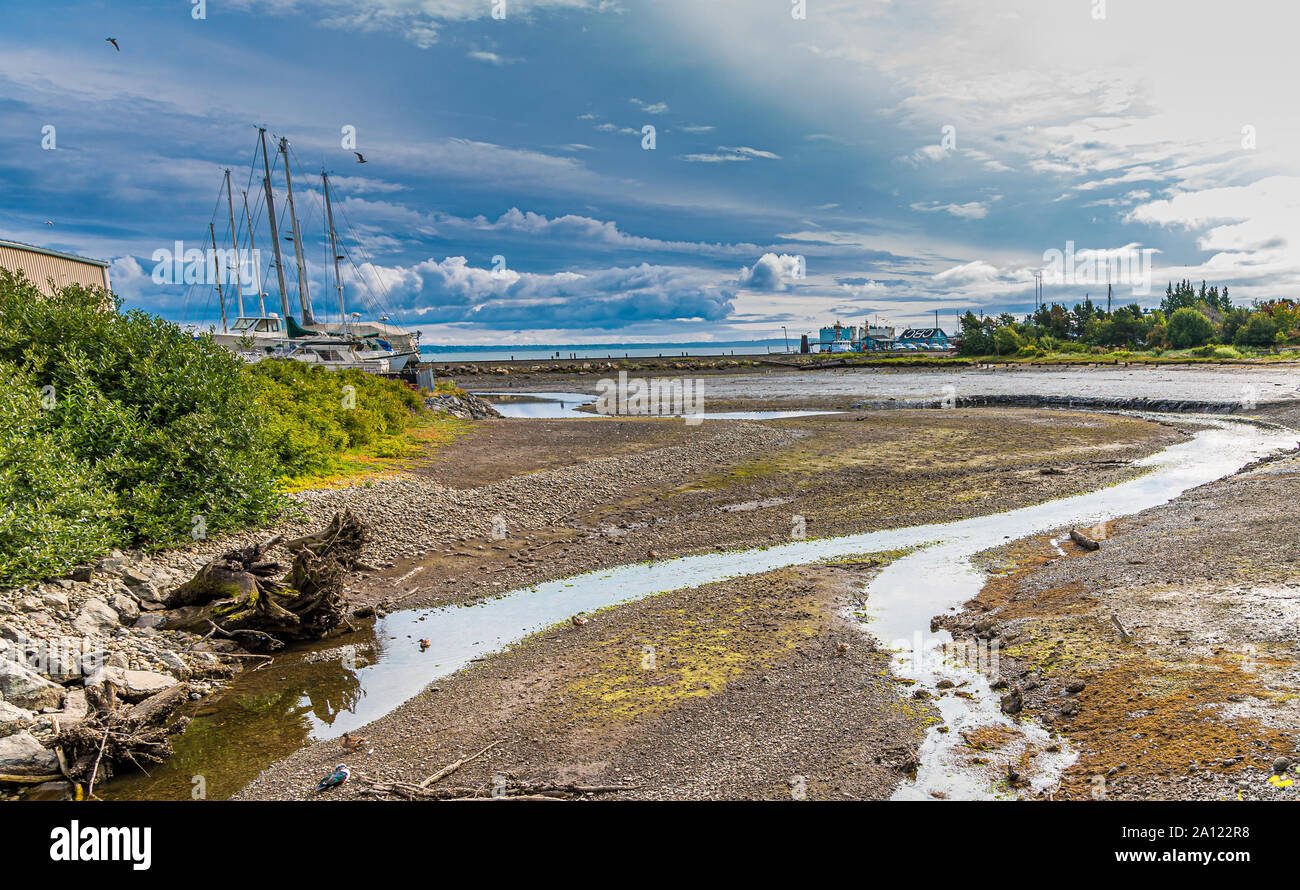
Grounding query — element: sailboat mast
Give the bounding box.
[278,137,315,325]
[321,171,346,333]
[223,169,245,318]
[242,191,267,318]
[209,222,227,333]
[258,128,291,320]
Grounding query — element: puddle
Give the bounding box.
[476,391,838,421]
[100,415,1295,800]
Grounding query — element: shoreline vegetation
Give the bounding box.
[0,272,459,588]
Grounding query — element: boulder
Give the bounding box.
[0,701,34,737]
[58,688,89,727]
[0,658,64,710]
[72,598,121,635]
[133,613,168,631]
[0,731,59,777]
[40,592,69,611]
[109,593,140,624]
[85,667,177,703]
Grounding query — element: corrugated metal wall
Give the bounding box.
[0,244,110,295]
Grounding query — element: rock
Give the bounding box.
[40,592,69,611]
[109,593,140,624]
[95,554,128,575]
[57,688,89,727]
[1273,757,1291,776]
[132,582,167,609]
[0,658,64,710]
[1000,685,1024,716]
[85,667,178,703]
[0,701,35,737]
[1066,680,1086,694]
[24,780,75,800]
[133,613,168,631]
[70,565,95,583]
[0,731,59,777]
[72,598,121,635]
[53,579,74,590]
[155,651,192,681]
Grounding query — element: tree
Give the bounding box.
[1166,307,1215,348]
[1235,314,1279,347]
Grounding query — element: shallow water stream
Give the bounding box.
[103,415,1294,800]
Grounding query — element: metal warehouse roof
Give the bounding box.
[0,237,110,268]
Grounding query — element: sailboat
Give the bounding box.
[200,128,419,372]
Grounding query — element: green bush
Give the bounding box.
[249,359,423,479]
[0,363,122,584]
[1166,308,1215,349]
[1234,314,1279,347]
[0,270,283,573]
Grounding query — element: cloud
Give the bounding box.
[353,256,736,329]
[629,98,669,114]
[737,253,805,291]
[467,50,520,65]
[910,201,990,219]
[681,145,781,163]
[230,0,612,48]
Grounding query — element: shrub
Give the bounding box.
[0,363,122,584]
[249,359,424,479]
[0,270,282,553]
[1166,308,1215,349]
[1234,314,1279,347]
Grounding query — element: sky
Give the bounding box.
[3,0,1299,344]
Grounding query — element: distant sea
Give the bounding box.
[419,340,791,363]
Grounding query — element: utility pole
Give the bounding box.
[321,171,346,334]
[223,170,245,318]
[782,325,789,352]
[259,129,291,319]
[209,222,227,333]
[278,137,314,325]
[242,191,267,318]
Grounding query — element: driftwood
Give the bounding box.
[419,740,501,788]
[55,682,192,790]
[359,775,640,801]
[1069,528,1101,551]
[161,511,367,650]
[1111,613,1132,643]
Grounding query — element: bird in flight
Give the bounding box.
[44,220,54,227]
[105,37,120,51]
[353,151,367,164]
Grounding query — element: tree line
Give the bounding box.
[957,280,1299,356]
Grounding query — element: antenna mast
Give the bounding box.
[258,128,291,319]
[278,137,315,325]
[223,169,245,318]
[321,171,347,334]
[209,222,227,333]
[242,190,267,318]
